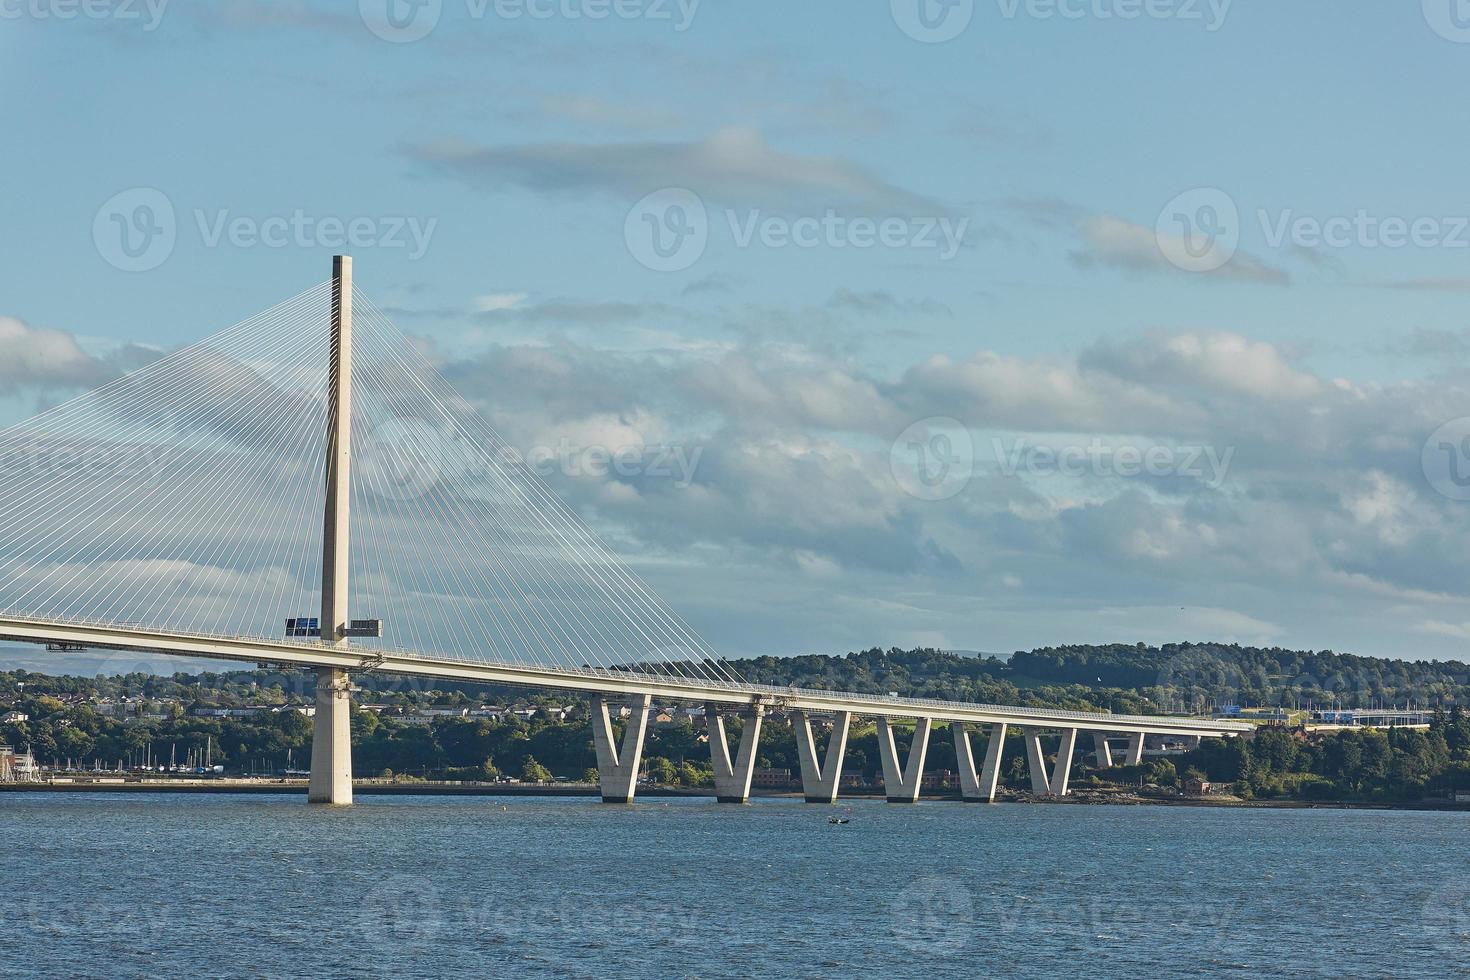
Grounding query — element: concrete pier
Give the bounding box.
[308,255,354,806]
[591,694,651,803]
[795,710,851,804]
[1093,732,1114,769]
[1022,727,1078,797]
[707,703,765,803]
[877,717,932,803]
[1050,728,1078,797]
[954,721,1006,802]
[1126,732,1145,765]
[307,666,353,804]
[1023,727,1050,795]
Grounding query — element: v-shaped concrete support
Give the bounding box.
[708,703,765,803]
[877,717,933,803]
[1093,732,1114,769]
[591,694,651,803]
[954,722,1006,802]
[795,710,851,803]
[1125,731,1145,766]
[1023,726,1078,797]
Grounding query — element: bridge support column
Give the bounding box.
[796,710,851,803]
[1023,727,1078,797]
[1093,733,1114,769]
[1051,728,1077,797]
[707,703,765,803]
[954,722,1005,802]
[591,694,650,804]
[307,666,352,805]
[1023,727,1050,795]
[310,255,354,807]
[1183,734,1201,751]
[877,717,932,803]
[1126,732,1145,766]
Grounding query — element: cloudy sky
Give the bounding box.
[3,1,1470,665]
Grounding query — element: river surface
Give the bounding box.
[2,793,1467,978]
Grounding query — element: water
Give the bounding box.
[3,794,1467,978]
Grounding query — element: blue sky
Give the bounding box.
[4,1,1470,666]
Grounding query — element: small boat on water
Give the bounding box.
[828,817,849,825]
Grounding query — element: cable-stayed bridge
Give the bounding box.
[0,258,1247,805]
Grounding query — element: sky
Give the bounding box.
[3,0,1470,667]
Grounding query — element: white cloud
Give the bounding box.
[474,292,529,313]
[0,316,115,394]
[13,302,1467,660]
[431,321,1470,659]
[1071,213,1289,284]
[1415,620,1470,641]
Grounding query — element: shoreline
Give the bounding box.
[3,780,1468,812]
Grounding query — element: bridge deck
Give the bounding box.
[0,614,1249,738]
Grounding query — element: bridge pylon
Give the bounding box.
[308,255,355,806]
